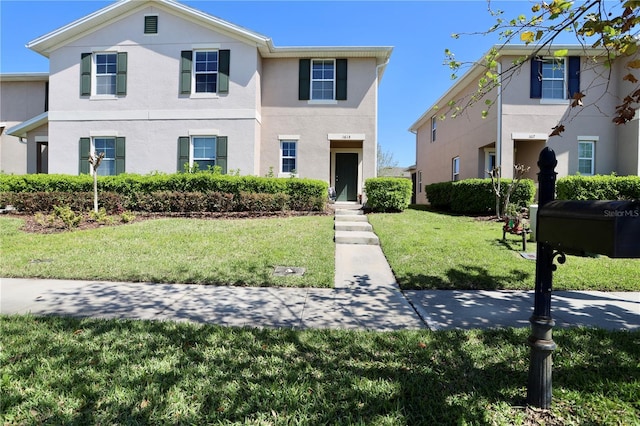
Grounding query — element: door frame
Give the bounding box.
[330,147,362,202]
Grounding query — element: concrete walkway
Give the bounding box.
[1,203,638,331]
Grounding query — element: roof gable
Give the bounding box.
[28,0,272,57]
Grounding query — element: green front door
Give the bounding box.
[335,153,358,201]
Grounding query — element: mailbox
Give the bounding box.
[537,200,640,258]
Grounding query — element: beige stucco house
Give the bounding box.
[410,45,640,205]
[3,0,392,202]
[0,73,49,174]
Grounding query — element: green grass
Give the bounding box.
[1,315,638,425]
[368,207,640,291]
[0,215,335,287]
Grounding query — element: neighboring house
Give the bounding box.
[0,73,49,174]
[410,45,640,205]
[3,0,392,202]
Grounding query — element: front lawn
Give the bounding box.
[368,207,640,291]
[0,215,335,287]
[1,315,638,425]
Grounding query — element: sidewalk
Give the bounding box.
[1,204,638,331]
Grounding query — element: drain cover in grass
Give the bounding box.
[273,266,306,277]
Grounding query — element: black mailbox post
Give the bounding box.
[538,200,640,258]
[528,147,640,409]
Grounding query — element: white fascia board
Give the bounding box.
[0,72,49,82]
[5,112,49,138]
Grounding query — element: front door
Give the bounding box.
[37,142,48,174]
[335,153,358,201]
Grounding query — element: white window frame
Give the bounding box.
[94,52,117,96]
[311,59,335,101]
[418,170,422,193]
[540,57,567,101]
[484,148,496,174]
[279,140,298,176]
[193,50,219,94]
[431,116,437,142]
[93,137,116,176]
[578,138,596,175]
[452,156,460,181]
[191,136,217,171]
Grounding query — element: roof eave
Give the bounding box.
[5,112,49,138]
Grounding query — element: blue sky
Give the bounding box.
[0,0,539,167]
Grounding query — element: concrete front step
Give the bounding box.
[334,230,380,245]
[335,214,369,223]
[334,221,373,232]
[334,209,364,216]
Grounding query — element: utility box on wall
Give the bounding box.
[537,200,640,258]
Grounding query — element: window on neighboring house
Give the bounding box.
[194,51,218,93]
[452,156,460,181]
[94,137,116,175]
[418,170,422,193]
[281,141,297,174]
[298,58,347,101]
[193,136,217,170]
[78,137,125,175]
[80,52,127,97]
[485,150,496,174]
[578,140,595,175]
[177,135,228,173]
[180,50,230,95]
[530,56,580,100]
[95,53,117,95]
[431,117,437,142]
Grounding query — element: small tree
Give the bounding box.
[88,151,105,213]
[377,143,399,175]
[489,163,531,218]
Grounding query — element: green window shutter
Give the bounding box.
[216,136,228,174]
[79,137,91,174]
[115,137,126,174]
[180,51,192,94]
[298,59,310,100]
[116,52,127,96]
[219,49,230,93]
[336,59,347,100]
[80,53,92,96]
[178,136,190,171]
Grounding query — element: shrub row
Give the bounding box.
[0,173,328,212]
[425,178,536,214]
[364,178,412,212]
[0,191,324,214]
[556,175,640,200]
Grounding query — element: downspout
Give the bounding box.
[374,59,390,179]
[496,61,503,172]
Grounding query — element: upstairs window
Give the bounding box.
[299,58,347,101]
[311,60,335,100]
[180,50,230,95]
[530,56,580,100]
[95,54,117,95]
[80,52,127,97]
[195,51,218,93]
[431,116,437,142]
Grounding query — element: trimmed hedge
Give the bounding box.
[556,175,640,200]
[0,173,328,213]
[425,178,536,214]
[364,178,412,212]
